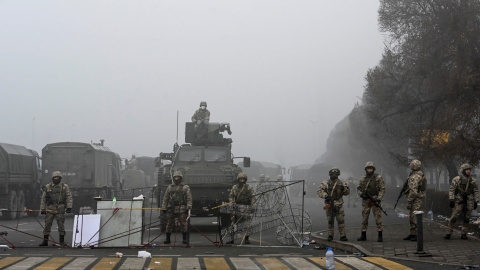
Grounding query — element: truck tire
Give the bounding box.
[2,190,17,220]
[16,191,25,219]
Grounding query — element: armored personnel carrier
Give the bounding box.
[155,121,250,228]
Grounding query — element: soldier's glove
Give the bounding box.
[66,208,72,214]
[475,202,478,210]
[449,201,455,208]
[325,196,333,203]
[360,193,368,199]
[406,203,412,210]
[41,210,47,215]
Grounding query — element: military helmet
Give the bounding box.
[173,171,183,179]
[237,172,248,181]
[409,160,421,171]
[52,171,62,179]
[329,167,341,175]
[200,101,207,107]
[460,163,473,172]
[277,175,283,181]
[365,161,375,170]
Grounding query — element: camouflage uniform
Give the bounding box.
[445,164,479,239]
[317,168,350,240]
[404,160,426,239]
[347,177,358,207]
[40,179,73,236]
[191,101,210,139]
[162,173,193,234]
[39,171,73,247]
[357,163,385,232]
[227,172,256,244]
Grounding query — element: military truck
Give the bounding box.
[0,143,42,219]
[41,141,123,213]
[155,121,250,228]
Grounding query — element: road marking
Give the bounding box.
[255,258,290,270]
[178,257,201,269]
[204,257,230,269]
[282,257,319,269]
[363,257,413,270]
[90,258,120,270]
[34,257,73,269]
[308,257,352,270]
[197,254,225,257]
[4,257,48,270]
[118,257,148,270]
[230,257,261,270]
[0,257,24,268]
[66,254,95,257]
[337,257,382,270]
[147,258,172,269]
[62,257,97,270]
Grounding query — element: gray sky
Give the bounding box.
[0,1,383,168]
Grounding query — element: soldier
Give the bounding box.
[39,171,73,246]
[444,163,479,240]
[227,172,256,245]
[128,154,138,170]
[403,159,426,241]
[191,101,210,139]
[161,171,192,244]
[318,167,350,241]
[356,162,386,242]
[347,176,358,207]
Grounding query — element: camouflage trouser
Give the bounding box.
[326,202,346,237]
[447,199,474,234]
[229,205,253,236]
[43,204,66,236]
[165,205,188,233]
[361,199,383,232]
[348,193,357,207]
[408,198,422,235]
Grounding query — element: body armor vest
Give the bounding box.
[364,174,379,196]
[327,180,343,200]
[236,185,253,205]
[170,184,187,206]
[457,176,474,195]
[48,183,64,204]
[418,174,427,192]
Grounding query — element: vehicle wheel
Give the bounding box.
[16,191,25,219]
[2,190,18,220]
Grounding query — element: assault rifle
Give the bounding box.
[364,192,388,216]
[394,179,410,209]
[323,197,336,216]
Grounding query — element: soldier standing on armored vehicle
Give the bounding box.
[227,172,256,245]
[403,159,426,241]
[162,171,192,244]
[39,171,73,246]
[444,163,479,240]
[191,101,210,139]
[356,162,386,242]
[318,167,350,241]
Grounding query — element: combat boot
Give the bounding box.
[410,235,417,241]
[339,236,348,241]
[403,234,413,240]
[444,234,451,240]
[182,233,188,244]
[461,234,468,240]
[244,236,250,245]
[327,235,333,241]
[39,235,49,247]
[357,231,367,241]
[164,233,171,244]
[59,235,67,246]
[378,231,383,242]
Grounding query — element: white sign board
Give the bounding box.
[71,214,101,247]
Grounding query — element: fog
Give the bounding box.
[0,1,383,167]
